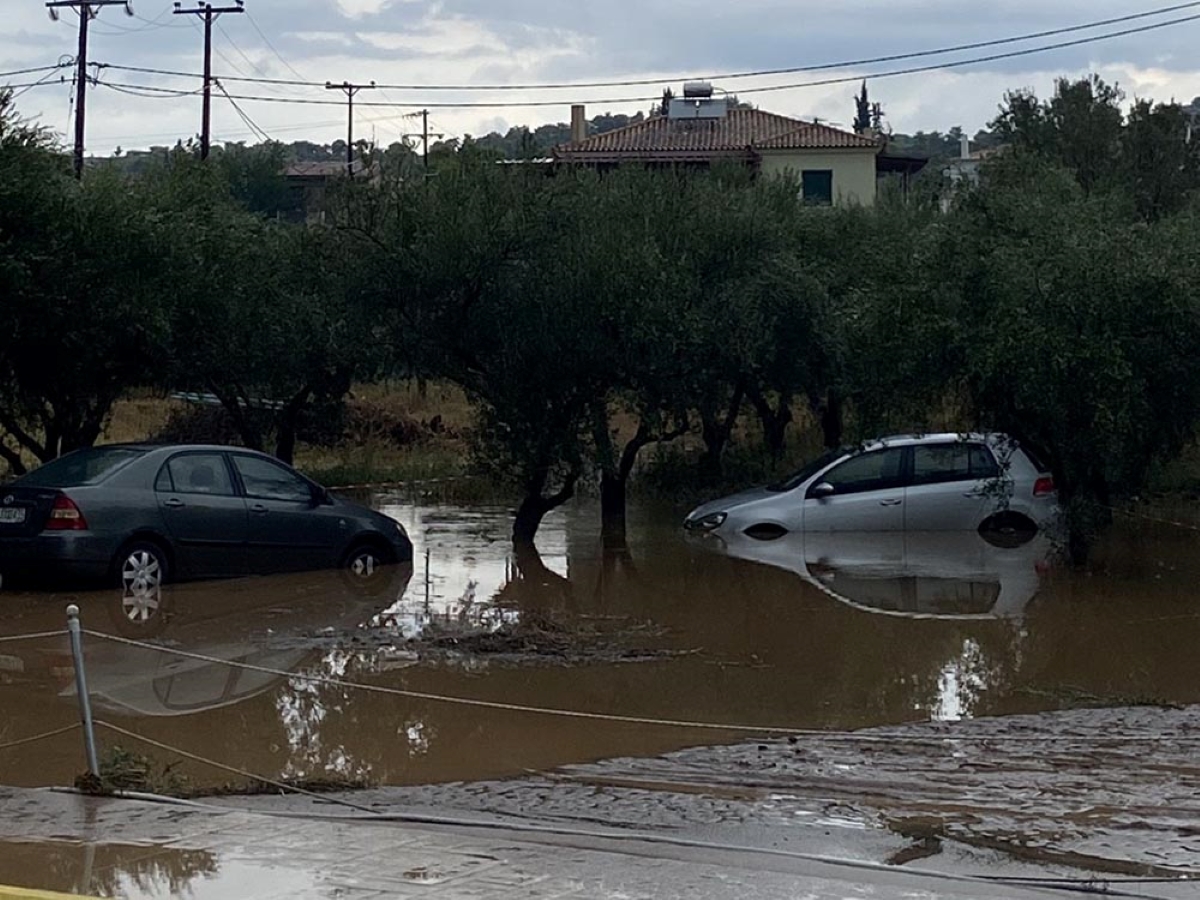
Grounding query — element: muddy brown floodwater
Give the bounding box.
[2,495,1200,798]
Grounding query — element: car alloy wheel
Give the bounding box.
[347,549,379,579]
[120,546,165,599]
[121,581,161,624]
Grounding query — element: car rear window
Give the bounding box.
[1018,442,1050,473]
[15,447,145,488]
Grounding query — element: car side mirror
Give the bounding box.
[311,485,332,507]
[810,482,836,499]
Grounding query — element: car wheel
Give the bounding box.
[340,542,395,595]
[117,541,170,593]
[110,541,172,637]
[979,513,1037,549]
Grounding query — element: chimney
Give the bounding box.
[570,105,587,144]
[960,135,971,160]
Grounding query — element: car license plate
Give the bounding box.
[0,508,26,524]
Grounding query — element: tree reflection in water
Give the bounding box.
[0,840,218,898]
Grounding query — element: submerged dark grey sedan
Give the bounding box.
[0,444,413,590]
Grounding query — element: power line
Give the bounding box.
[215,78,271,142]
[94,13,1200,110]
[216,19,262,75]
[244,9,310,84]
[9,69,69,99]
[91,2,1200,93]
[0,63,73,80]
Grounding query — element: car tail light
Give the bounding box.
[45,494,88,531]
[1033,476,1056,498]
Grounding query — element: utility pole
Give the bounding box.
[46,0,133,179]
[403,110,443,174]
[325,81,375,177]
[174,0,244,161]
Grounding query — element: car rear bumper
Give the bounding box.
[0,533,116,585]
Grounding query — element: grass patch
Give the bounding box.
[296,444,469,487]
[76,745,191,796]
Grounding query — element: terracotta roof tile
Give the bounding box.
[555,109,878,159]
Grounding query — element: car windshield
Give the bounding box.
[14,446,145,488]
[766,448,848,492]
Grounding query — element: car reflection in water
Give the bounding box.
[700,529,1055,621]
[21,563,412,718]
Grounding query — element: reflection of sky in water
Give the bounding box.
[930,638,990,722]
[368,500,569,639]
[278,502,571,778]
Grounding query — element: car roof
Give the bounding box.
[863,432,1008,449]
[118,443,275,455]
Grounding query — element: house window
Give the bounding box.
[801,170,834,205]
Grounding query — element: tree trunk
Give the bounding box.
[820,388,840,451]
[0,442,26,476]
[209,383,264,452]
[746,384,792,460]
[600,472,628,546]
[599,421,685,546]
[512,471,578,544]
[698,381,745,478]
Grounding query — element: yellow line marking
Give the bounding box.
[0,885,103,900]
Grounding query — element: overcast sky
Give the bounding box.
[2,1,1199,154]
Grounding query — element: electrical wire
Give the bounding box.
[216,20,264,77]
[0,64,71,80]
[215,79,273,143]
[94,2,1200,93]
[91,12,1200,110]
[97,80,201,99]
[244,9,311,85]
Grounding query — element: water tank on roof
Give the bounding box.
[682,81,714,98]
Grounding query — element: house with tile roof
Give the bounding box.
[553,86,912,207]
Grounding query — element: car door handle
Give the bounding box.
[879,498,902,507]
[250,504,269,515]
[164,498,185,509]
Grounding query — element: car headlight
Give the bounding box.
[687,511,727,532]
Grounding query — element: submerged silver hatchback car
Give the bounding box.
[684,434,1059,539]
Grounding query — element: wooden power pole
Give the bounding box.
[46,0,134,179]
[173,0,244,160]
[325,81,375,177]
[403,110,443,174]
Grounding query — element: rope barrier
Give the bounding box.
[93,720,380,815]
[0,630,65,644]
[0,723,80,752]
[82,629,1200,744]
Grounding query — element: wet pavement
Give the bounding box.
[3,782,1194,899]
[3,496,1200,888]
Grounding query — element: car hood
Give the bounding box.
[687,486,781,522]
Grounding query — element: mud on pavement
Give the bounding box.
[222,704,1200,880]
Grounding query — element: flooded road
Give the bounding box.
[2,495,1200,793]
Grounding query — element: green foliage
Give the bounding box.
[6,75,1200,557]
